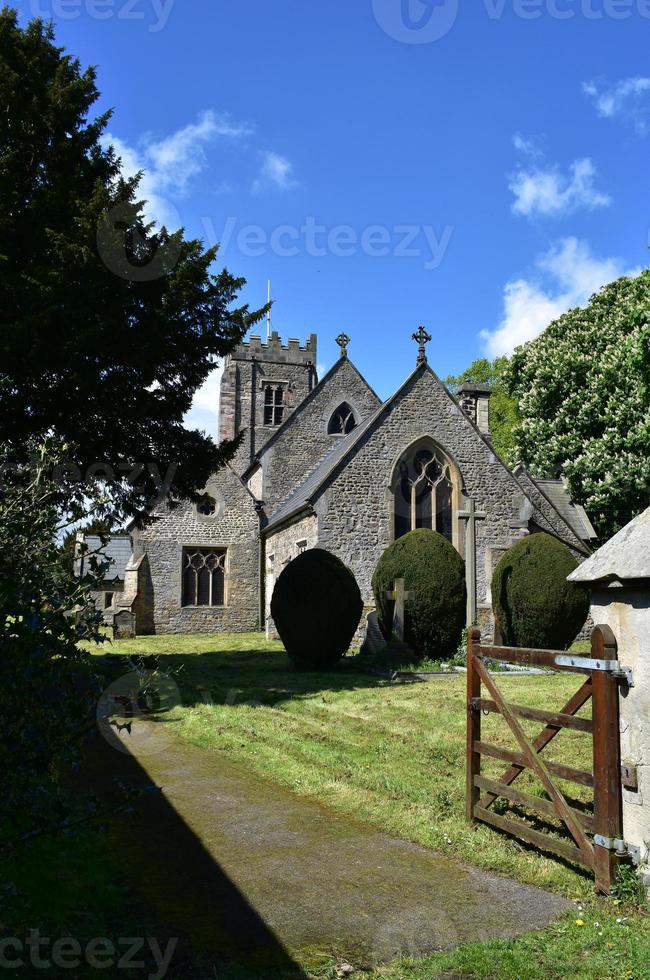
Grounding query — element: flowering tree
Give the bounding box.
[506,271,650,540]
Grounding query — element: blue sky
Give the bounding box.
[15,0,650,436]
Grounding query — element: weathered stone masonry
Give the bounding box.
[133,466,260,634]
[250,355,381,512]
[264,514,319,633]
[312,368,536,616]
[220,331,318,474]
[105,330,594,637]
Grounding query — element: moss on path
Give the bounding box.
[94,722,569,976]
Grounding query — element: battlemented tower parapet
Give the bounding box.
[219,331,318,473]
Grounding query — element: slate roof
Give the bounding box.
[569,505,650,584]
[76,535,132,582]
[264,362,447,532]
[264,409,379,530]
[533,479,597,542]
[242,354,381,479]
[264,361,598,549]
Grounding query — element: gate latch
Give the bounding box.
[554,655,634,687]
[593,834,641,864]
[621,763,639,791]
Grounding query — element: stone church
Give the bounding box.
[104,328,596,640]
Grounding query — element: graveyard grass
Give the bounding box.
[84,632,649,979]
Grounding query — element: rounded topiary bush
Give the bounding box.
[491,533,590,650]
[271,548,363,669]
[371,529,466,663]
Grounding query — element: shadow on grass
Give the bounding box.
[99,646,393,711]
[487,800,594,884]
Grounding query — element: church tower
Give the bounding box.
[219,331,318,473]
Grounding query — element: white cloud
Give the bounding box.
[512,132,543,159]
[481,238,638,358]
[509,156,610,218]
[104,110,251,227]
[252,151,297,193]
[183,362,224,442]
[584,77,650,132]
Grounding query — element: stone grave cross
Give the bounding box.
[457,498,486,626]
[385,578,412,641]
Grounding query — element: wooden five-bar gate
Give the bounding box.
[466,625,630,894]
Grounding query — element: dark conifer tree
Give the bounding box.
[0,10,265,519]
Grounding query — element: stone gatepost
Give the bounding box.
[568,506,650,888]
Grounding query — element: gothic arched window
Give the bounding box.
[328,402,356,435]
[182,548,226,606]
[393,444,455,543]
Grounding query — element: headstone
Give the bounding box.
[360,611,387,657]
[113,609,136,639]
[568,506,650,891]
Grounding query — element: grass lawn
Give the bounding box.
[80,631,649,979]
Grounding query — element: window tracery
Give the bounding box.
[394,445,455,542]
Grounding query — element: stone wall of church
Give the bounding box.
[219,333,318,474]
[263,513,319,637]
[133,467,260,634]
[312,367,541,617]
[259,357,381,512]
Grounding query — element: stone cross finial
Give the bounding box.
[336,333,351,358]
[412,326,432,365]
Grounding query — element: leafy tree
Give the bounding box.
[0,10,265,521]
[445,357,520,464]
[372,529,466,663]
[506,272,650,540]
[0,439,106,829]
[59,517,117,570]
[492,533,590,650]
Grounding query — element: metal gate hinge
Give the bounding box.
[554,655,634,687]
[593,834,641,864]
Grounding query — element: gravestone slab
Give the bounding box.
[360,611,387,657]
[113,609,136,639]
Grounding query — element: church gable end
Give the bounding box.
[133,465,260,635]
[309,364,547,622]
[253,351,381,512]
